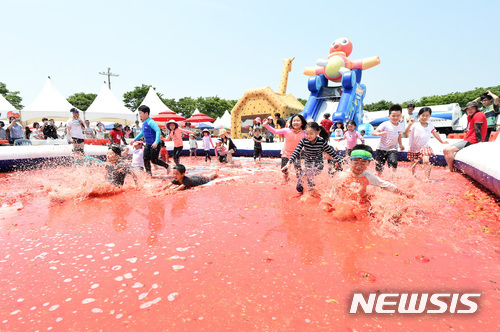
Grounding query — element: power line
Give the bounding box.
[99,67,119,89]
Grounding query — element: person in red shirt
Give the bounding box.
[443,101,487,172]
[108,123,129,156]
[320,113,334,133]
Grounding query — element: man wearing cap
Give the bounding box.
[6,116,25,145]
[66,108,86,150]
[473,90,499,142]
[443,101,487,172]
[134,105,170,175]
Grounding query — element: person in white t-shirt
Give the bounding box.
[372,104,405,176]
[66,108,85,150]
[95,122,106,139]
[404,107,448,180]
[402,103,417,138]
[130,140,145,172]
[84,120,95,139]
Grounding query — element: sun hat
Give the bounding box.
[132,140,143,147]
[167,119,179,129]
[113,122,122,129]
[202,128,210,133]
[267,116,273,119]
[463,101,479,111]
[254,117,261,123]
[219,129,229,137]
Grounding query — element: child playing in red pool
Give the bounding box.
[214,139,228,163]
[282,121,342,196]
[163,164,218,191]
[404,107,449,181]
[320,144,413,220]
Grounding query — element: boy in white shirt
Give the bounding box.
[372,104,405,176]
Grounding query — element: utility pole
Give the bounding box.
[99,67,119,89]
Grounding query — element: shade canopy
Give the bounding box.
[22,77,77,123]
[85,83,136,124]
[151,114,186,122]
[195,123,214,129]
[158,110,177,115]
[138,87,173,116]
[186,112,215,123]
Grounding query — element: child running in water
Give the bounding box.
[404,107,449,180]
[133,105,170,176]
[263,114,307,182]
[163,164,218,191]
[372,104,405,176]
[337,120,365,158]
[163,120,195,165]
[252,128,264,162]
[201,129,214,162]
[320,144,413,220]
[282,121,342,196]
[214,139,228,163]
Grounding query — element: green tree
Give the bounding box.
[162,98,178,114]
[365,85,500,111]
[364,100,393,112]
[123,84,155,112]
[67,93,97,111]
[0,82,23,110]
[176,97,197,117]
[297,98,307,106]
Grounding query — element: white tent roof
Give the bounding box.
[0,94,16,119]
[212,116,221,128]
[138,87,172,116]
[85,83,136,124]
[219,110,231,128]
[22,77,77,123]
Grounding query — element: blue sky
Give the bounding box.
[1,0,499,108]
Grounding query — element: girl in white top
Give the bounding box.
[31,122,44,139]
[95,122,106,139]
[131,140,145,171]
[201,129,214,162]
[404,107,448,180]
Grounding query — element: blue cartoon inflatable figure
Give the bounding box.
[301,38,380,133]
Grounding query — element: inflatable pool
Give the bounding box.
[0,137,498,198]
[455,140,500,197]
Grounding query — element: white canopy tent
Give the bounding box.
[85,83,136,124]
[219,110,231,128]
[0,94,17,119]
[138,87,173,116]
[211,116,221,128]
[21,77,77,123]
